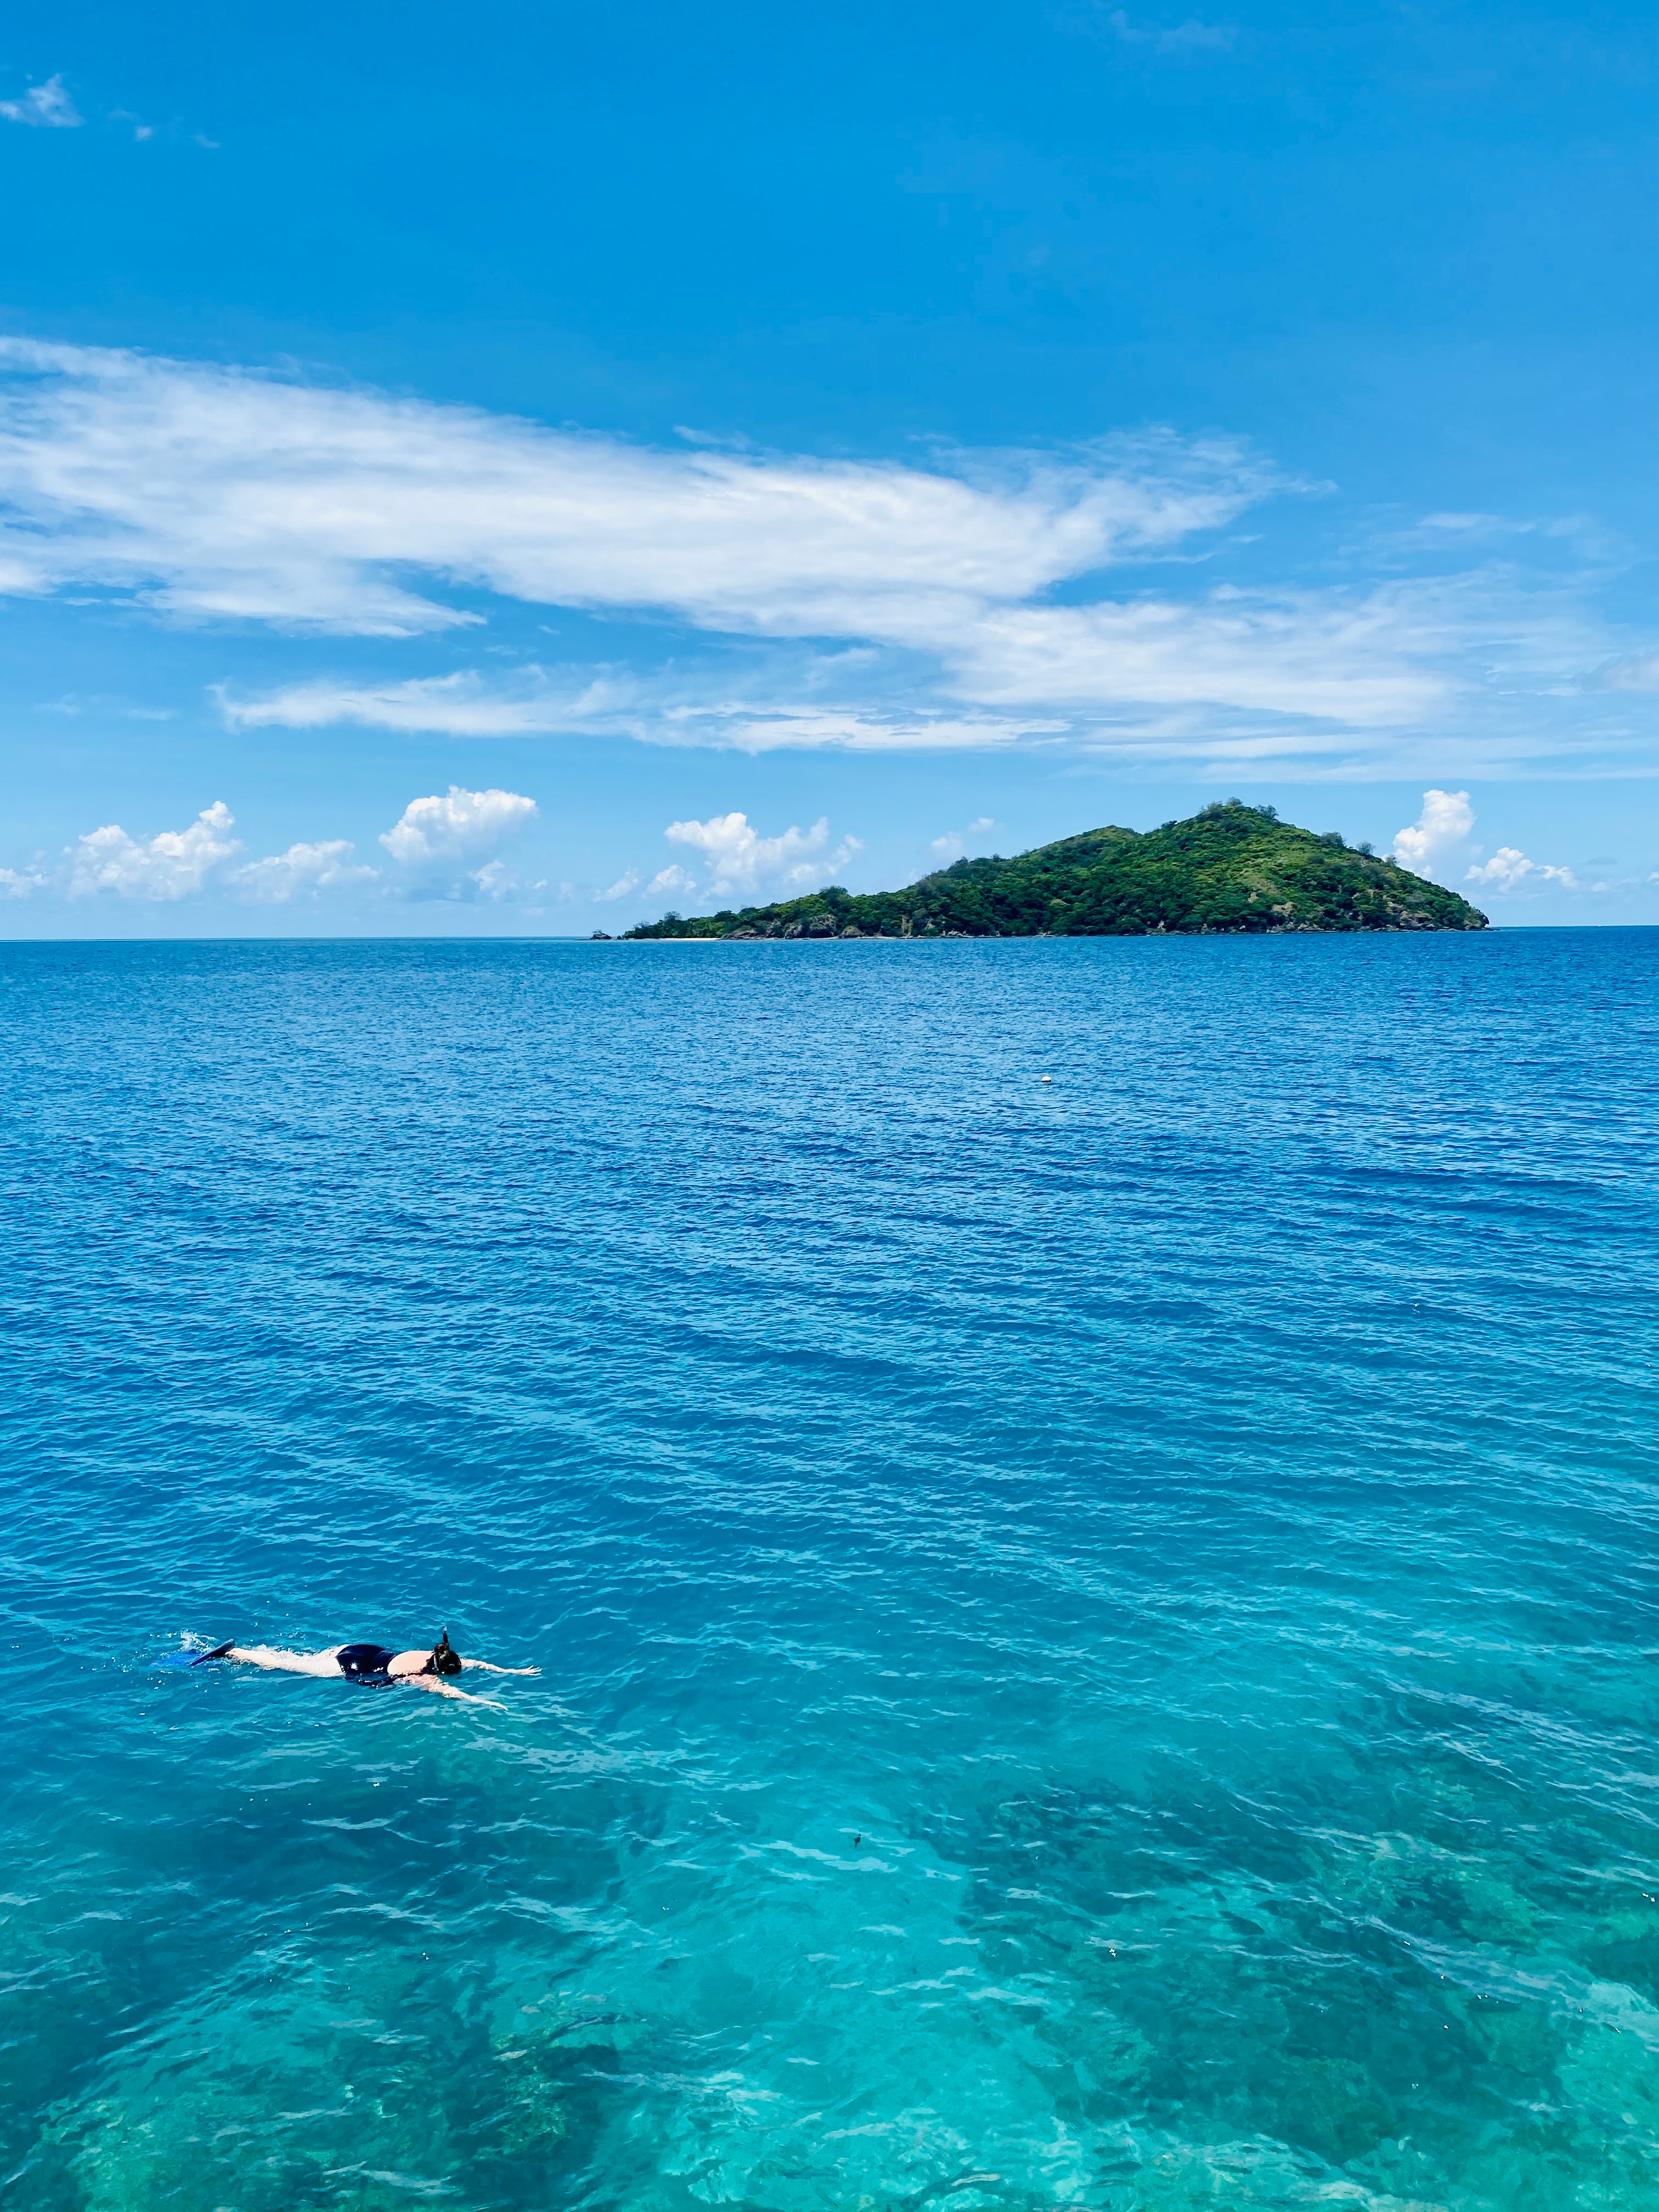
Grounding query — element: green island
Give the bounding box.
[617,800,1489,939]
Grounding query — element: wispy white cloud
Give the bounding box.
[0,336,1452,737]
[0,340,1263,641]
[0,75,81,128]
[214,655,1431,758]
[37,690,175,720]
[218,668,1071,753]
[1392,789,1474,877]
[1097,8,1234,52]
[216,650,1647,776]
[595,868,640,903]
[1584,651,1659,693]
[0,340,1647,769]
[660,706,1064,753]
[945,589,1444,722]
[0,865,48,898]
[216,669,634,736]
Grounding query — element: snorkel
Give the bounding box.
[430,1629,462,1677]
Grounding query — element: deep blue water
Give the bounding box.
[3,932,1657,2212]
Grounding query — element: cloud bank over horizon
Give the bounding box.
[4,785,543,908]
[0,783,1613,928]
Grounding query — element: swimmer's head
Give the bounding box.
[431,1630,462,1677]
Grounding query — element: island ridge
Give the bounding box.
[617,801,1490,940]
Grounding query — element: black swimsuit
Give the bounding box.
[336,1643,399,1680]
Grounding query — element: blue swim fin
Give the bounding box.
[190,1640,235,1665]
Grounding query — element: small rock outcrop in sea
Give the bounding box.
[621,802,1491,940]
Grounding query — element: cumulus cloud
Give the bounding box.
[1392,789,1474,877]
[590,815,863,910]
[33,785,542,907]
[663,812,863,899]
[376,785,540,901]
[930,816,998,861]
[379,785,537,864]
[69,800,242,900]
[647,864,697,896]
[230,839,377,903]
[471,858,544,901]
[0,75,81,127]
[1465,848,1578,893]
[1390,792,1581,898]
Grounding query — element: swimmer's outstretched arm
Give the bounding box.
[224,1644,344,1677]
[409,1675,507,1708]
[459,1657,539,1675]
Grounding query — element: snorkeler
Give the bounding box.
[186,1629,535,1705]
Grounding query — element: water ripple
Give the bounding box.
[2,933,1656,2210]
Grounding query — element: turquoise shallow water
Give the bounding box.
[3,932,1657,2212]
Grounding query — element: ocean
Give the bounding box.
[3,930,1656,2211]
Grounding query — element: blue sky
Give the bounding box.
[1,0,1653,932]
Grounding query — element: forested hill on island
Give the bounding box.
[619,802,1490,939]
